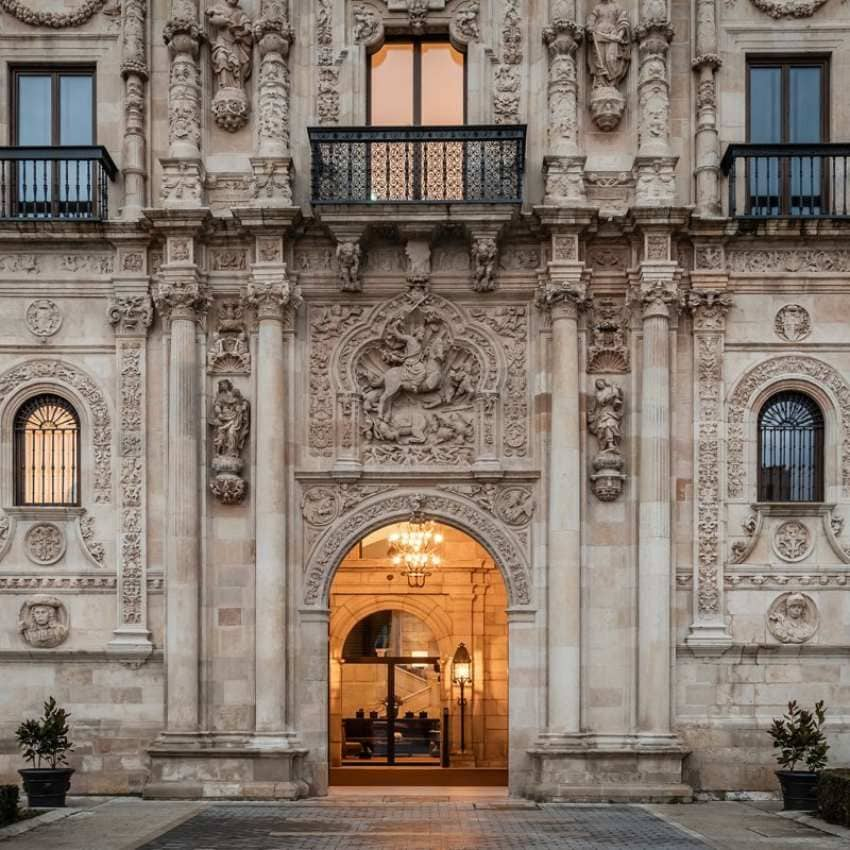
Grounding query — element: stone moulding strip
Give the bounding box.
[0,574,164,591]
[676,642,850,658]
[0,648,163,663]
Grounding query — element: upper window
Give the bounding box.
[758,391,824,502]
[14,395,80,507]
[369,39,465,126]
[746,57,829,216]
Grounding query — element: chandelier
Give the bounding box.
[388,519,444,588]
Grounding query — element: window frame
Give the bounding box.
[366,36,468,127]
[13,393,82,508]
[756,390,824,503]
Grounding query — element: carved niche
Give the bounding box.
[326,290,507,466]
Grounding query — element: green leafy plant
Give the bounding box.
[767,700,829,772]
[818,769,850,827]
[15,697,73,769]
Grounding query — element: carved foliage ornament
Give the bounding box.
[18,595,69,649]
[493,0,523,124]
[767,592,818,644]
[0,0,109,27]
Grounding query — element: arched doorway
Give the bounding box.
[328,521,509,785]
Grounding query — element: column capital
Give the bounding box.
[535,276,589,317]
[632,278,683,320]
[687,289,733,332]
[243,276,302,323]
[108,295,154,336]
[153,277,210,324]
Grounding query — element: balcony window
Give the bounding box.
[2,66,115,220]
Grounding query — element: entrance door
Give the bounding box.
[340,656,443,766]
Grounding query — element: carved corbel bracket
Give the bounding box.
[325,224,367,293]
[466,222,507,294]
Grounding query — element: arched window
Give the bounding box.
[758,391,824,502]
[14,394,80,506]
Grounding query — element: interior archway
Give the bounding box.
[328,520,509,785]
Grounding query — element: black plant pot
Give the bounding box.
[18,767,74,808]
[776,769,819,811]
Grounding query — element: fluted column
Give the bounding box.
[153,239,208,733]
[693,0,722,216]
[243,237,301,740]
[535,235,587,740]
[120,0,148,218]
[634,245,680,740]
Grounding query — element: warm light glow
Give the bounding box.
[387,519,444,588]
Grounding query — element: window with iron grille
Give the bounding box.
[14,394,80,506]
[757,391,824,502]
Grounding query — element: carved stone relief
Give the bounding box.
[586,0,631,131]
[471,237,498,292]
[108,296,154,335]
[729,248,850,274]
[774,304,811,342]
[336,241,362,293]
[18,595,69,649]
[0,0,111,27]
[493,0,523,124]
[25,299,62,339]
[353,1,383,45]
[209,248,247,271]
[207,301,251,374]
[206,0,253,131]
[209,379,250,503]
[727,356,850,499]
[586,297,630,373]
[450,0,480,43]
[316,0,341,124]
[746,0,829,19]
[767,592,818,644]
[587,378,626,500]
[24,523,65,566]
[78,513,105,567]
[772,520,813,563]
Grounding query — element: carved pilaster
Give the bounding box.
[687,289,734,653]
[121,0,148,219]
[316,0,340,125]
[635,2,675,205]
[493,0,524,125]
[164,2,202,160]
[693,0,722,217]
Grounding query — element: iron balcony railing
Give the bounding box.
[721,143,850,219]
[309,125,526,205]
[0,146,118,221]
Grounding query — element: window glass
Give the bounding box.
[17,75,52,145]
[370,43,414,126]
[748,66,781,143]
[59,75,94,145]
[789,67,822,144]
[420,42,464,125]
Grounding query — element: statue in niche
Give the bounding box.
[207,0,254,132]
[586,0,631,131]
[587,378,626,501]
[209,379,251,504]
[18,596,69,649]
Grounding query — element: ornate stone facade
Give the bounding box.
[0,0,849,807]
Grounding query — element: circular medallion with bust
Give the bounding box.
[17,595,69,649]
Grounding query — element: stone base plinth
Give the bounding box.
[527,739,692,802]
[144,739,309,800]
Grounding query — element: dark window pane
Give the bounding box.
[748,66,781,143]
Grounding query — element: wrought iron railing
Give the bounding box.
[0,146,118,221]
[309,125,526,204]
[721,143,850,219]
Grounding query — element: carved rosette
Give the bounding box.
[163,4,203,159]
[255,2,294,159]
[24,524,66,566]
[688,291,732,625]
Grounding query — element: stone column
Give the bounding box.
[243,235,301,741]
[635,1,676,205]
[542,2,585,205]
[252,1,295,206]
[162,1,204,208]
[120,0,148,218]
[693,0,722,216]
[107,248,154,661]
[634,236,680,740]
[686,288,734,651]
[152,236,209,734]
[535,230,588,740]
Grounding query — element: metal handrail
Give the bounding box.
[0,146,118,179]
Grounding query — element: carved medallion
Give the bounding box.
[24,523,66,565]
[25,299,62,338]
[772,520,813,563]
[767,592,818,644]
[774,304,811,342]
[18,595,69,649]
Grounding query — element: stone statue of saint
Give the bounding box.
[18,596,69,649]
[206,0,254,131]
[586,0,631,130]
[588,378,624,453]
[768,593,818,644]
[211,379,250,459]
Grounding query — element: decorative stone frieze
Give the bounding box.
[774,305,812,342]
[18,596,69,649]
[25,299,62,339]
[588,378,626,501]
[209,379,250,504]
[24,523,65,566]
[767,592,818,644]
[207,301,251,374]
[586,0,631,131]
[494,0,523,124]
[206,0,253,132]
[727,357,850,499]
[729,248,850,274]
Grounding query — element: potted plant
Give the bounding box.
[767,700,829,810]
[16,697,74,808]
